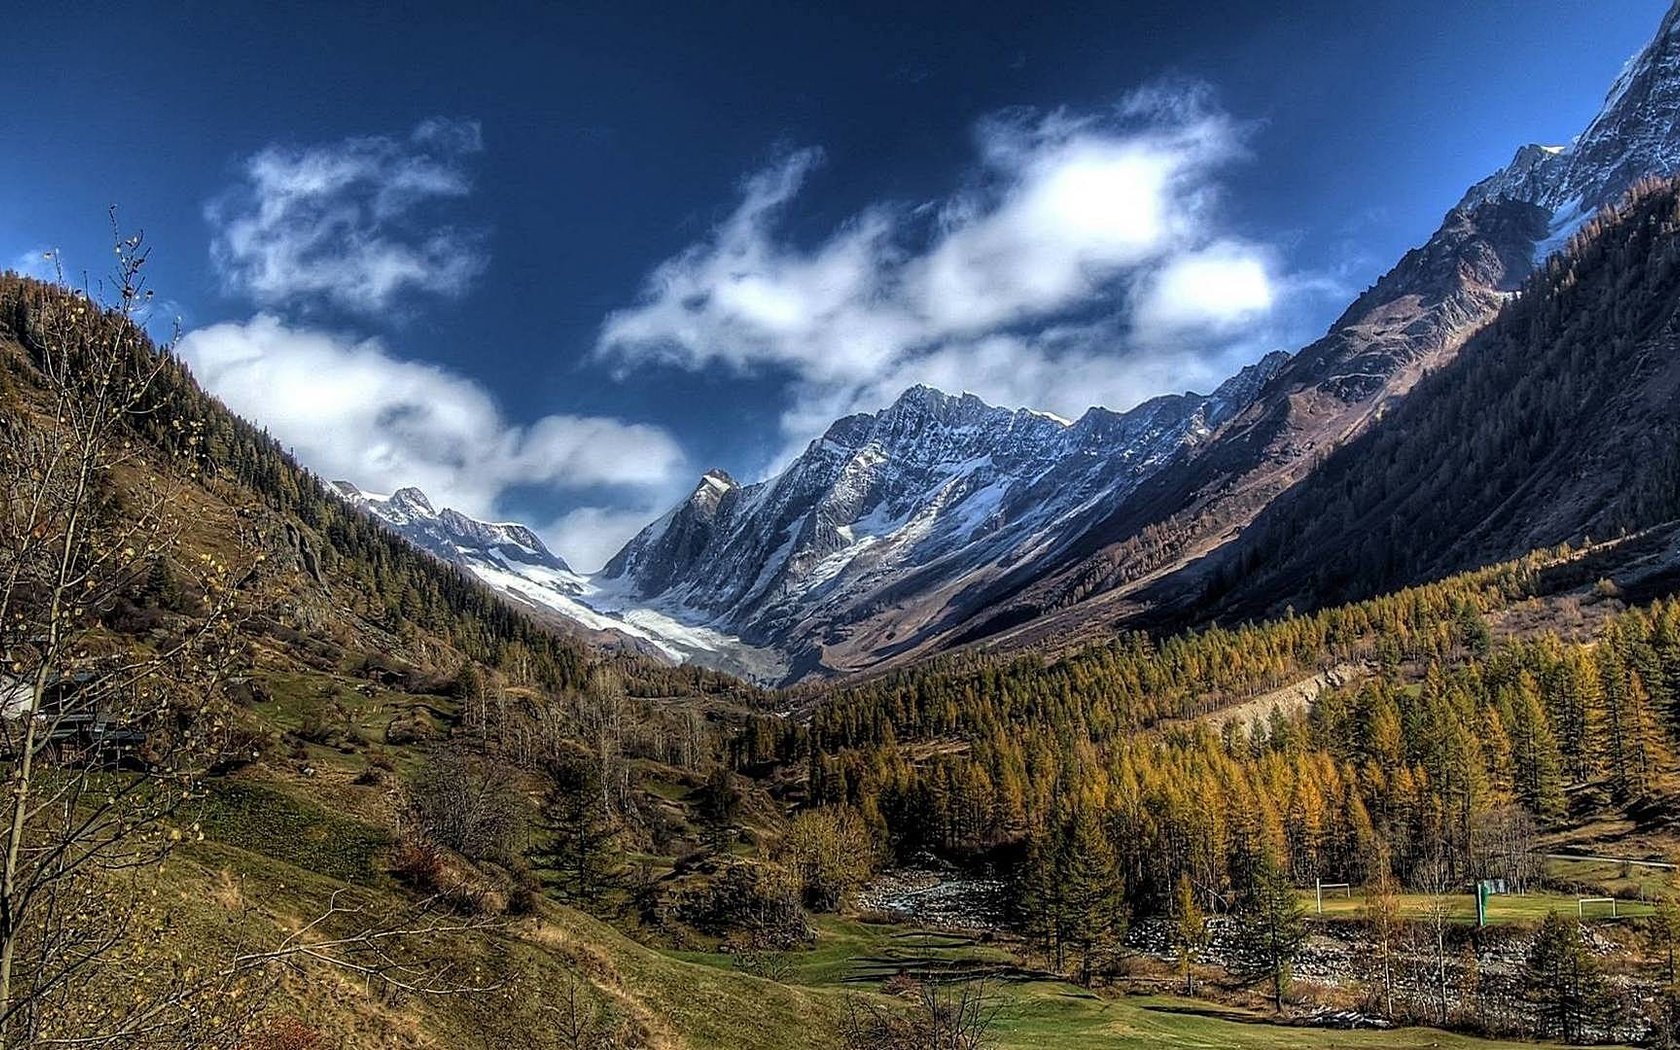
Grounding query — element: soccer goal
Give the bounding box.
[1577,896,1620,919]
[1315,880,1353,915]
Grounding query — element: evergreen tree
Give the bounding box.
[1061,807,1127,985]
[1233,849,1307,1013]
[1016,824,1070,971]
[141,553,185,610]
[1509,672,1566,817]
[697,766,744,854]
[531,755,622,905]
[1525,911,1605,1043]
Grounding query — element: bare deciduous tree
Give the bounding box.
[840,978,997,1050]
[0,223,249,1046]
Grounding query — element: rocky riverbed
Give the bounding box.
[854,867,1007,931]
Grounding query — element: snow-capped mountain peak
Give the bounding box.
[333,480,787,682]
[1461,1,1680,232]
[600,360,1289,677]
[333,482,570,573]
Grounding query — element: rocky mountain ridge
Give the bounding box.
[332,482,788,682]
[599,353,1289,678]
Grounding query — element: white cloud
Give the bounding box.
[177,315,686,534]
[597,84,1299,447]
[1133,240,1275,336]
[206,119,488,316]
[544,504,670,575]
[9,248,60,282]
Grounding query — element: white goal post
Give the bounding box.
[1316,880,1353,914]
[1578,897,1619,918]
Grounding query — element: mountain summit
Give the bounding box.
[333,482,572,574]
[601,356,1289,678]
[1463,1,1680,223]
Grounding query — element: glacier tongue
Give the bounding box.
[332,481,787,683]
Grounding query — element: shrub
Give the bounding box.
[240,1016,326,1050]
[409,747,522,862]
[389,836,448,891]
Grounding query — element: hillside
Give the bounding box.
[0,270,803,1047]
[1190,179,1680,622]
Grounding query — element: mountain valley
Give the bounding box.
[16,5,1680,1050]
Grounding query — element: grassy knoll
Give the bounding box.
[173,777,845,1050]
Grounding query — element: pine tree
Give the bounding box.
[1525,911,1605,1043]
[697,766,744,855]
[1617,671,1672,801]
[142,554,184,610]
[531,755,622,905]
[1016,824,1069,971]
[1062,807,1126,985]
[1233,849,1307,1013]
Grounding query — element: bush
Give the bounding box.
[240,1017,325,1050]
[409,747,522,862]
[389,835,507,915]
[661,858,811,948]
[385,712,434,746]
[389,836,448,890]
[778,807,876,912]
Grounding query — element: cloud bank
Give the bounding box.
[206,118,489,316]
[178,316,685,567]
[598,85,1316,454]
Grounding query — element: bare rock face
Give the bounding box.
[1462,2,1680,219]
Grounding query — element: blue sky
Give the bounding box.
[0,1,1665,568]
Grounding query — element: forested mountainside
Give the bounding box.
[0,270,795,1048]
[782,534,1680,961]
[970,4,1680,653]
[958,194,1549,647]
[0,274,593,692]
[1190,179,1680,622]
